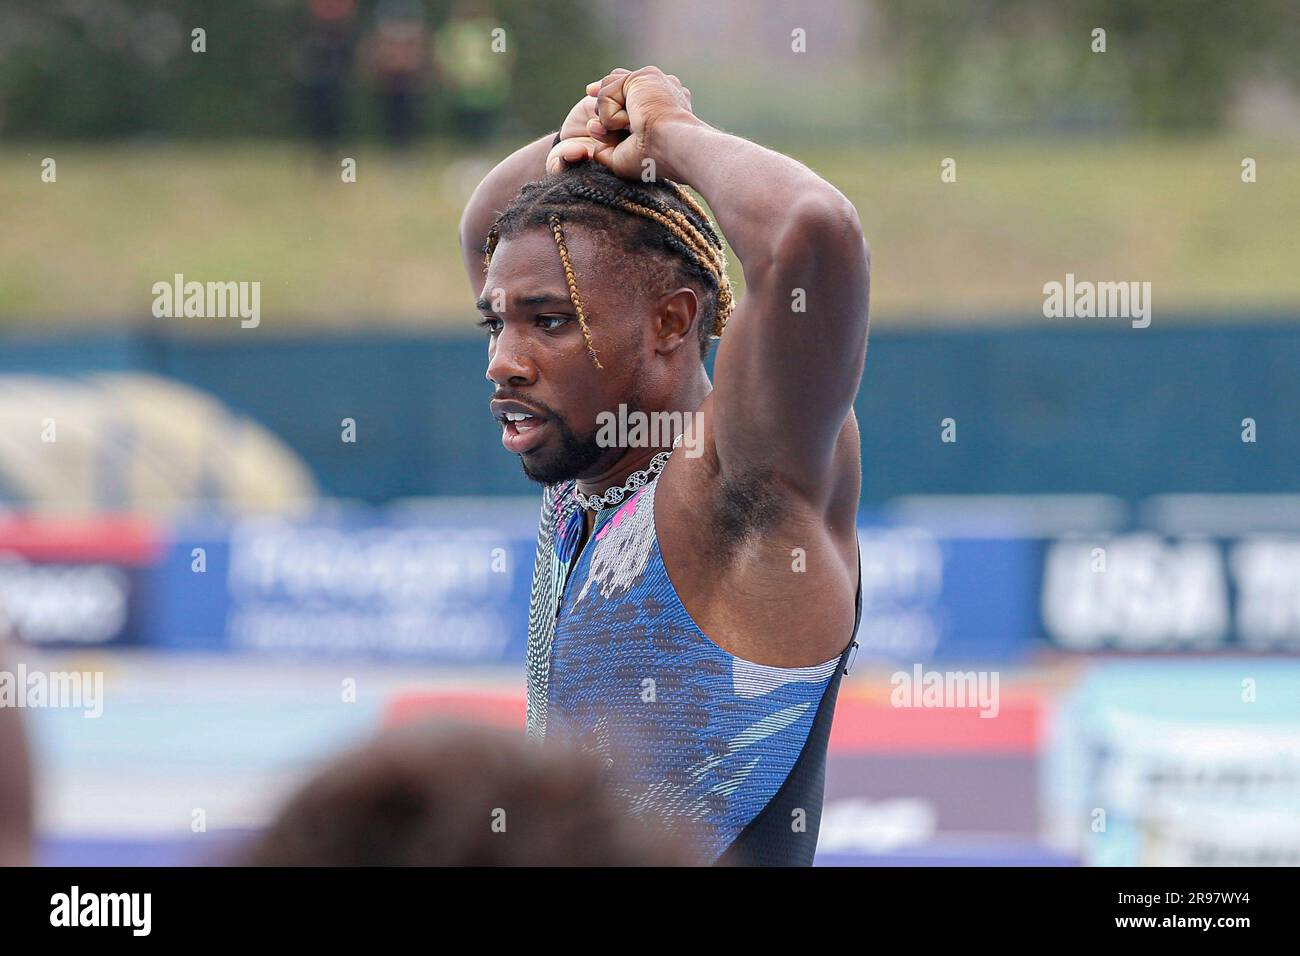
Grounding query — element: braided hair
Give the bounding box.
[482,160,734,367]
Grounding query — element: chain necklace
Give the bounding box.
[573,433,683,512]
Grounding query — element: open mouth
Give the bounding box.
[500,413,549,454]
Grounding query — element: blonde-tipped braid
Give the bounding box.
[547,214,603,369]
[656,185,733,336]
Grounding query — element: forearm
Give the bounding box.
[656,118,859,272]
[457,130,556,288]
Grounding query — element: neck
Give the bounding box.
[574,366,711,504]
[575,447,666,508]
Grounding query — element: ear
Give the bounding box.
[653,287,700,355]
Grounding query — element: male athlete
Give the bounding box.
[459,66,869,865]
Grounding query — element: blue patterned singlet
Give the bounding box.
[524,463,862,865]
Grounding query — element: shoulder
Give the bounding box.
[537,481,578,541]
[542,480,575,510]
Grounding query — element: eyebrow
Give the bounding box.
[476,293,572,313]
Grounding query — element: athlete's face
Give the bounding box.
[479,225,650,485]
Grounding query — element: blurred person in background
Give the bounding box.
[245,720,704,865]
[0,642,34,867]
[293,0,360,159]
[361,0,431,149]
[432,0,512,143]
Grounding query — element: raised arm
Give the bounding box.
[560,67,871,503]
[457,132,554,296]
[458,97,613,296]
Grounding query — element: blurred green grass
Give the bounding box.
[1,137,1298,329]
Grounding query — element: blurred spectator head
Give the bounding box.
[309,0,358,25]
[245,720,705,866]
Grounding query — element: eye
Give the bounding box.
[476,317,502,335]
[537,314,571,332]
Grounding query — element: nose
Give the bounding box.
[485,327,537,387]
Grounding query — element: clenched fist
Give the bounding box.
[547,66,698,181]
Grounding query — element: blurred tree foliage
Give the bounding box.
[2,0,1295,139]
[0,0,612,139]
[875,0,1299,132]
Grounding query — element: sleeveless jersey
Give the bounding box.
[524,468,862,865]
